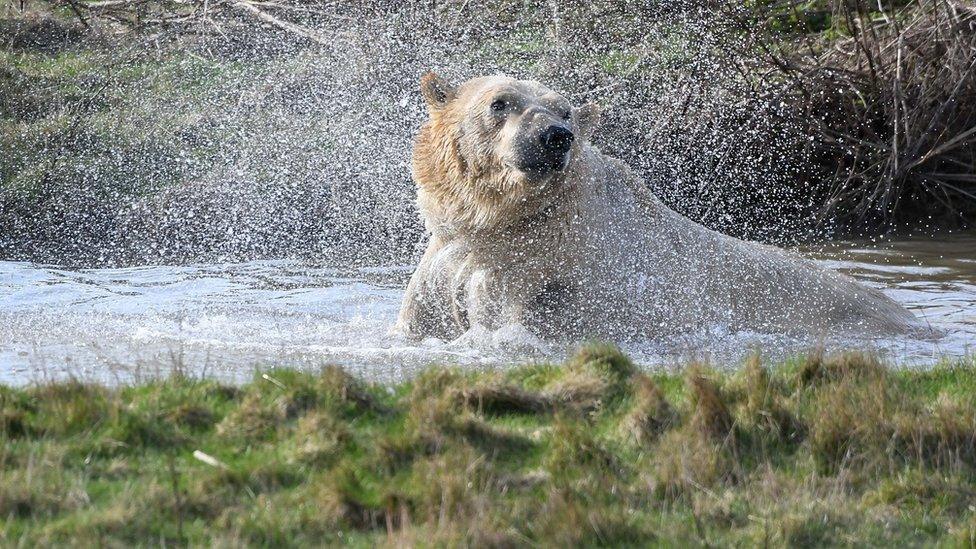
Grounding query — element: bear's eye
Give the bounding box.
[490,99,506,112]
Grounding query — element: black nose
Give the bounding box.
[539,125,574,154]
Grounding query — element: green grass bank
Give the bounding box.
[3,345,976,546]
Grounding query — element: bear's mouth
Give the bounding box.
[510,153,570,178]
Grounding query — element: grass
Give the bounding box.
[2,344,976,546]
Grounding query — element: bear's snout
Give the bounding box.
[539,125,574,157]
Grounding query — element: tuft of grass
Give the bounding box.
[546,415,619,474]
[686,364,735,440]
[732,354,803,442]
[316,365,388,416]
[619,373,676,445]
[287,410,350,467]
[0,470,85,520]
[650,428,735,501]
[166,403,216,430]
[3,344,976,546]
[797,350,886,387]
[564,342,637,386]
[24,380,111,436]
[458,380,551,415]
[215,391,288,442]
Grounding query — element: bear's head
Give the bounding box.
[412,72,600,236]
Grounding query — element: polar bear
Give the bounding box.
[395,72,918,342]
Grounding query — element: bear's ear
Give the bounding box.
[420,71,457,111]
[576,103,602,139]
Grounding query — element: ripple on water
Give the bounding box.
[1,234,975,385]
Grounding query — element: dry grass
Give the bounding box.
[619,373,676,444]
[686,364,735,439]
[751,0,976,230]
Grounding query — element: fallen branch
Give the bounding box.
[229,0,329,46]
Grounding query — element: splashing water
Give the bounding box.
[2,231,973,385]
[3,4,973,385]
[3,3,827,266]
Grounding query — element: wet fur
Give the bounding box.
[397,74,918,341]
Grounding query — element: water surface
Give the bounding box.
[1,233,974,385]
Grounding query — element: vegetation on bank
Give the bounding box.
[3,344,976,546]
[0,21,417,266]
[2,0,974,266]
[750,0,976,230]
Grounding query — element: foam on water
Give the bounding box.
[1,234,974,385]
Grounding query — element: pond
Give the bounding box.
[1,231,974,385]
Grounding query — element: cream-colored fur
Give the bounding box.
[396,73,918,341]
